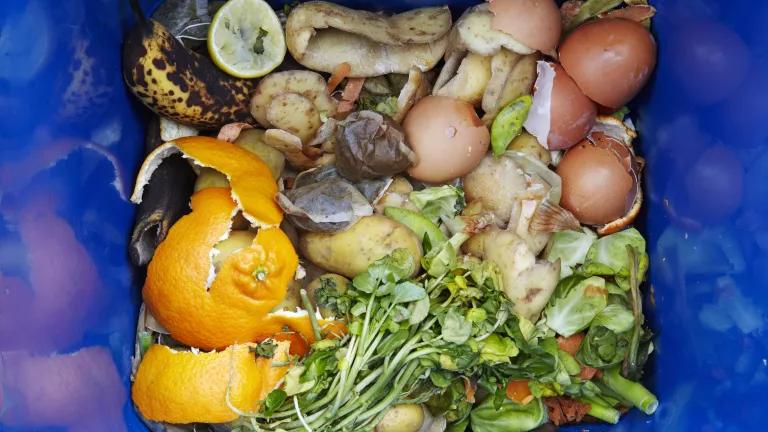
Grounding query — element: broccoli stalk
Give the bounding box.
[601,366,658,415]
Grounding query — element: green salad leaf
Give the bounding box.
[582,228,649,289]
[480,334,520,363]
[357,94,399,117]
[546,227,597,277]
[578,325,631,368]
[491,95,533,156]
[592,303,635,333]
[442,308,473,344]
[409,185,465,223]
[470,397,546,432]
[544,276,608,337]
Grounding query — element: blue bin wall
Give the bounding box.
[0,0,766,430]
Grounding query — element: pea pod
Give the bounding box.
[491,96,532,156]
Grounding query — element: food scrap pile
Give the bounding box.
[124,0,659,430]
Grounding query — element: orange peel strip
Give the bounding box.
[132,342,290,424]
[143,187,342,350]
[131,136,283,227]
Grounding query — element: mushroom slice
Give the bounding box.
[286,2,452,77]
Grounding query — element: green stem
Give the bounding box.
[337,360,421,429]
[334,335,421,418]
[579,396,620,424]
[335,303,393,411]
[331,335,358,414]
[354,367,384,393]
[300,289,322,342]
[557,349,582,376]
[624,245,642,377]
[271,372,342,419]
[601,366,658,415]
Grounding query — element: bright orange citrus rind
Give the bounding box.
[132,342,291,424]
[131,136,283,227]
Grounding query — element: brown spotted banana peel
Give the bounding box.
[122,3,255,129]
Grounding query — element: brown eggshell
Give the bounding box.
[549,64,597,149]
[489,0,562,53]
[559,18,657,109]
[557,134,635,225]
[404,96,490,183]
[524,62,597,150]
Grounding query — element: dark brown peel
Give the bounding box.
[123,0,255,128]
[129,118,196,266]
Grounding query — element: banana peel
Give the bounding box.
[123,0,255,128]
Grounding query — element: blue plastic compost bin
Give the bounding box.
[1,0,767,430]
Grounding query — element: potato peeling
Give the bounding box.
[286,2,452,77]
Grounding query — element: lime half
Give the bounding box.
[208,0,286,78]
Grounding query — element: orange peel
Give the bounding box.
[132,342,291,424]
[131,135,282,227]
[143,187,341,350]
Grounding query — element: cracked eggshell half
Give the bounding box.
[404,96,490,183]
[559,18,657,109]
[523,61,597,151]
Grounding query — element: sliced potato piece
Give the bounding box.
[434,53,492,105]
[234,129,286,179]
[498,54,538,109]
[482,49,522,115]
[195,129,287,189]
[393,69,430,123]
[374,176,417,213]
[508,132,551,165]
[213,231,256,270]
[299,215,422,278]
[305,273,349,317]
[194,168,229,192]
[364,76,393,95]
[482,54,538,124]
[464,230,558,321]
[464,154,527,224]
[286,2,451,77]
[455,5,535,56]
[263,129,318,170]
[510,260,560,321]
[266,93,322,143]
[250,70,338,127]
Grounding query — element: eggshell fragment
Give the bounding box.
[559,18,657,109]
[404,96,490,183]
[524,61,597,150]
[557,136,634,225]
[489,0,562,53]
